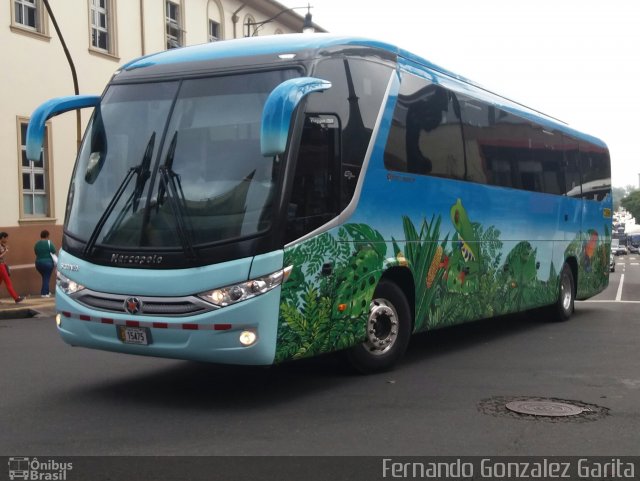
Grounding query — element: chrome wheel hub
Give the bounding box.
[365,299,399,355]
[561,274,572,311]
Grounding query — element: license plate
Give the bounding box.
[117,325,151,345]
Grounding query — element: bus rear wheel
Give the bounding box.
[346,280,411,373]
[551,263,575,322]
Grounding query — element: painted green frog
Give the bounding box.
[447,198,481,292]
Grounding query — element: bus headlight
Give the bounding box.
[56,271,85,295]
[198,266,292,307]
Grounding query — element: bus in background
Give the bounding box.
[27,34,611,373]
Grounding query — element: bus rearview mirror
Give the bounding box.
[260,77,331,157]
[26,95,100,162]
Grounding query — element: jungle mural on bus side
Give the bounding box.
[275,198,610,363]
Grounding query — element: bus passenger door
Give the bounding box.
[284,114,340,243]
[277,114,343,362]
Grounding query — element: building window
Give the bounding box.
[207,0,224,41]
[208,19,219,42]
[12,0,48,36]
[18,119,52,218]
[15,0,37,29]
[166,1,183,49]
[89,0,116,55]
[244,14,256,37]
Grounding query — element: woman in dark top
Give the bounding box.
[34,230,56,297]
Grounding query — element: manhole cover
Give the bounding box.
[505,400,586,417]
[478,396,609,423]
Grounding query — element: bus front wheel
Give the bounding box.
[552,263,575,322]
[346,280,412,373]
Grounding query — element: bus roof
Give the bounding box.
[118,33,607,149]
[120,34,397,71]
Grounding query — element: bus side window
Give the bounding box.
[459,97,492,185]
[384,73,465,180]
[285,115,341,244]
[462,101,562,193]
[580,147,611,201]
[562,135,581,197]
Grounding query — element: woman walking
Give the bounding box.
[34,230,56,298]
[0,232,23,303]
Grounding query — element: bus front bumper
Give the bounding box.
[54,286,282,365]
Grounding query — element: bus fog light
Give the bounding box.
[56,314,62,327]
[239,330,257,346]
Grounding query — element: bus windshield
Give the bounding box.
[67,69,299,251]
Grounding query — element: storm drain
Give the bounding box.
[478,396,609,423]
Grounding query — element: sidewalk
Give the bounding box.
[0,295,56,319]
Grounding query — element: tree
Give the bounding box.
[621,190,640,221]
[612,187,626,212]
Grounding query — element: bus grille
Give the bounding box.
[72,290,215,317]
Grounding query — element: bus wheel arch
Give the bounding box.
[564,256,578,298]
[378,266,415,329]
[346,271,414,373]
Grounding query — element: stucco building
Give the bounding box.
[1,0,323,296]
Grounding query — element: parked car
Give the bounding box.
[610,253,615,272]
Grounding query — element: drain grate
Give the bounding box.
[505,400,586,417]
[478,396,609,423]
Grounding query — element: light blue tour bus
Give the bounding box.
[27,34,611,372]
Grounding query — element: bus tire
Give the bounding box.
[552,263,575,322]
[346,280,412,373]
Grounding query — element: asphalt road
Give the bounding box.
[1,256,639,457]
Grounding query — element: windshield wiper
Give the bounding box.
[157,132,197,261]
[83,132,156,256]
